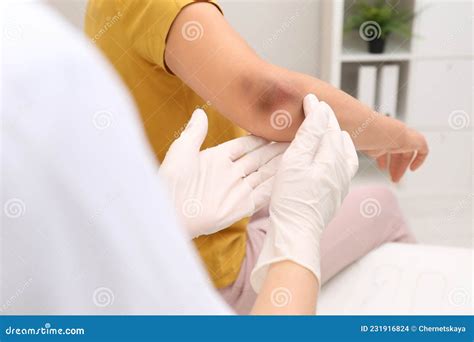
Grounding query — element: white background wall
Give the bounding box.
[50,0,472,248]
[47,0,87,29]
[220,0,321,76]
[50,0,323,75]
[388,0,472,247]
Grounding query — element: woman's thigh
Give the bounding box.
[320,185,416,283]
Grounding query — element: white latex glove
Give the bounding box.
[250,94,359,292]
[159,109,288,239]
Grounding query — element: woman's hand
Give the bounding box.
[159,109,288,238]
[250,94,359,293]
[361,126,429,183]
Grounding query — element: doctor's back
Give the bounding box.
[1,2,230,315]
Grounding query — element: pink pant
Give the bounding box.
[219,185,416,314]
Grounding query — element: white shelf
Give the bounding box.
[341,37,412,63]
[341,52,412,63]
[341,52,474,63]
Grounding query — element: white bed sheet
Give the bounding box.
[318,243,473,315]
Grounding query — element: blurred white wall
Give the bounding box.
[47,0,87,29]
[220,0,321,76]
[48,0,321,76]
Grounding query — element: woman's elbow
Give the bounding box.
[241,70,304,142]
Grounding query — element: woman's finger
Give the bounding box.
[410,149,428,171]
[389,152,414,182]
[410,138,429,171]
[377,153,388,170]
[361,149,385,159]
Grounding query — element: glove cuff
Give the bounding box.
[250,217,322,293]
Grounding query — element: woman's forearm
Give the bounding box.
[255,64,408,150]
[290,69,407,151]
[251,261,318,315]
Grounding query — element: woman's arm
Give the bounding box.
[165,2,428,182]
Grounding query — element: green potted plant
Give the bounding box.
[345,0,415,54]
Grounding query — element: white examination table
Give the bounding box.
[318,243,473,315]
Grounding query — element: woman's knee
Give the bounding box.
[348,185,398,217]
[350,185,415,242]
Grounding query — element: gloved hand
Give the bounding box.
[159,109,288,239]
[250,94,359,292]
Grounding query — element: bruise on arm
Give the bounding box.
[236,69,306,142]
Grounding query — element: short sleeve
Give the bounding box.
[116,0,222,71]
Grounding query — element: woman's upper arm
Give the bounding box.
[164,2,302,140]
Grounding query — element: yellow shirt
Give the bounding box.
[85,0,247,288]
